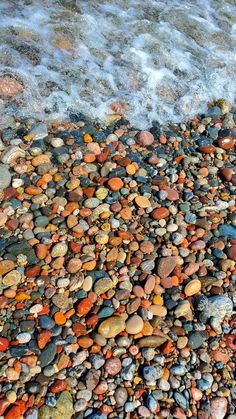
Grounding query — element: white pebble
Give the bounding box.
[12,178,24,188]
[16,332,31,343]
[30,304,43,314]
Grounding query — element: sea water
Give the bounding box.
[0,0,236,127]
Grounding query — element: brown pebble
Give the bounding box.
[137,335,168,348]
[217,136,234,150]
[227,245,236,261]
[151,207,169,220]
[157,256,177,278]
[221,167,234,181]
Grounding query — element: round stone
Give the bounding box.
[221,167,234,181]
[125,315,144,334]
[218,136,234,150]
[98,317,125,338]
[184,279,201,296]
[52,294,70,309]
[140,241,155,254]
[137,131,154,146]
[188,332,205,349]
[105,357,122,375]
[95,187,108,200]
[135,196,151,208]
[177,336,188,349]
[51,243,68,257]
[107,178,124,191]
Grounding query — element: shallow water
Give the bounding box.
[0,0,236,127]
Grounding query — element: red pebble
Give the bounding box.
[69,242,81,253]
[0,400,10,416]
[0,337,9,351]
[86,314,99,328]
[25,265,41,278]
[50,379,67,394]
[77,298,93,316]
[97,147,110,163]
[72,322,87,337]
[225,334,236,352]
[37,330,51,349]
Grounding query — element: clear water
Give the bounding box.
[0,0,236,127]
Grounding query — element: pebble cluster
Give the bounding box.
[0,99,235,419]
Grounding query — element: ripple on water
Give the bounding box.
[0,0,235,127]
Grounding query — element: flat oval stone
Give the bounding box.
[148,305,167,317]
[210,397,228,419]
[152,207,169,220]
[135,196,151,208]
[125,315,144,334]
[2,270,21,286]
[39,343,57,367]
[107,178,124,191]
[115,387,128,406]
[137,336,168,348]
[98,317,125,338]
[84,198,100,208]
[218,136,234,150]
[184,279,201,296]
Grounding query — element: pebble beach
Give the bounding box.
[0,98,235,419]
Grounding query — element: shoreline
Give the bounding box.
[0,99,235,419]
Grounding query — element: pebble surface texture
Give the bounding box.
[0,99,235,419]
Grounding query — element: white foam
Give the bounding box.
[0,0,235,127]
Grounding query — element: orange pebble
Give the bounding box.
[54,312,66,325]
[162,340,175,354]
[15,292,31,301]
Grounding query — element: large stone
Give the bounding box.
[1,146,25,165]
[2,270,21,287]
[157,256,177,278]
[39,391,74,419]
[125,315,144,334]
[94,277,114,295]
[210,397,227,419]
[29,123,48,140]
[98,317,125,338]
[0,165,11,190]
[6,240,39,264]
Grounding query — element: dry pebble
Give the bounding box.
[0,102,235,419]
